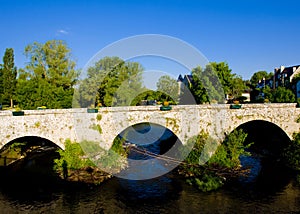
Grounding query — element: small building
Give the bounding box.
[274,65,300,98]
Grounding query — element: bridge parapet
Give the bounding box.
[0,103,299,150]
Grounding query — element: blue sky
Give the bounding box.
[1,0,300,80]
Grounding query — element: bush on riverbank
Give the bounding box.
[82,137,128,174]
[53,140,94,174]
[178,129,251,192]
[283,132,300,171]
[53,138,128,184]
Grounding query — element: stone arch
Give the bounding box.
[2,134,65,150]
[111,122,185,180]
[1,136,63,151]
[227,115,292,140]
[1,136,62,176]
[231,120,291,156]
[115,122,183,154]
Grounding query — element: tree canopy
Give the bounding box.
[250,70,273,87]
[16,40,79,109]
[211,62,246,100]
[0,48,17,107]
[156,75,179,103]
[76,57,145,107]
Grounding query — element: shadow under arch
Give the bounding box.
[118,122,183,157]
[1,136,63,151]
[0,136,63,202]
[0,136,62,171]
[114,122,184,199]
[234,120,291,157]
[113,122,184,180]
[230,120,294,195]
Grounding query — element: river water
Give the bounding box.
[1,124,300,213]
[0,167,300,213]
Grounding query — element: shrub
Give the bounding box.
[178,129,251,191]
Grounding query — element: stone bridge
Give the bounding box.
[0,104,300,150]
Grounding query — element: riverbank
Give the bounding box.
[63,166,113,185]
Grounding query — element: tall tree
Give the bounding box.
[210,62,234,95]
[189,64,224,104]
[77,57,145,107]
[211,62,246,100]
[272,86,295,103]
[0,48,17,108]
[190,66,210,104]
[156,75,179,102]
[17,40,79,109]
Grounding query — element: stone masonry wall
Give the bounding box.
[0,104,300,150]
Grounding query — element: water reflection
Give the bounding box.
[1,163,300,213]
[1,124,300,213]
[116,123,182,180]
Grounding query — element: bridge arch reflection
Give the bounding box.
[112,122,184,180]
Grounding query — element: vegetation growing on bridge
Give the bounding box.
[178,129,251,192]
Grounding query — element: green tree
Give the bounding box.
[283,132,300,171]
[190,66,209,104]
[272,86,295,103]
[179,129,251,192]
[16,40,79,109]
[211,62,234,95]
[54,140,94,174]
[0,48,17,108]
[211,62,246,100]
[262,85,273,101]
[231,76,246,100]
[156,75,179,102]
[250,70,273,87]
[190,64,224,104]
[77,57,145,107]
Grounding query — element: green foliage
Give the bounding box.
[76,57,145,107]
[190,173,224,192]
[189,66,210,104]
[272,86,295,103]
[96,114,102,121]
[208,129,251,168]
[0,142,26,158]
[90,124,102,134]
[283,132,300,171]
[111,135,129,156]
[250,71,273,87]
[156,75,179,102]
[211,62,246,100]
[0,48,17,108]
[16,40,79,109]
[182,131,217,165]
[189,63,227,104]
[262,86,273,101]
[54,139,94,173]
[130,89,177,106]
[179,129,250,192]
[253,85,295,103]
[130,90,156,106]
[71,137,128,173]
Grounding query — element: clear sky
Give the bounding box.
[1,0,300,80]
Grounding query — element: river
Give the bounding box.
[0,167,300,213]
[1,124,300,213]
